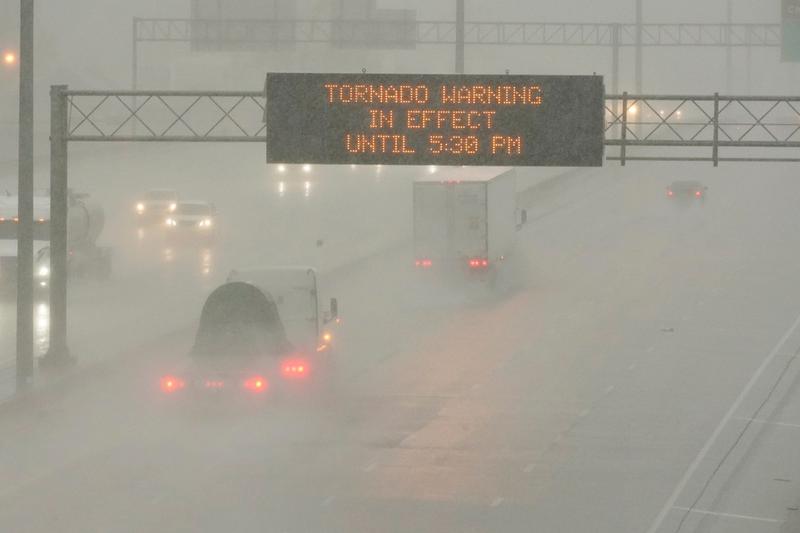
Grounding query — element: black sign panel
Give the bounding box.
[266,73,604,167]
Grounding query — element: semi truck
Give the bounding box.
[0,191,111,292]
[158,266,339,402]
[413,167,526,281]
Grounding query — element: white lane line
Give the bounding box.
[363,462,377,472]
[735,417,800,429]
[579,408,590,418]
[604,385,615,395]
[645,310,800,533]
[647,345,656,353]
[322,495,336,507]
[673,507,782,524]
[490,497,504,508]
[522,463,535,473]
[629,363,637,370]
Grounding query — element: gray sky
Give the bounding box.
[0,0,797,128]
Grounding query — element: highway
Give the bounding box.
[1,147,800,532]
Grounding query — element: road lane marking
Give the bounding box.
[629,363,637,370]
[673,507,782,524]
[735,417,800,429]
[490,497,504,507]
[322,495,336,507]
[363,462,377,472]
[604,385,615,395]
[579,408,590,418]
[647,345,656,353]
[645,310,800,533]
[522,463,535,473]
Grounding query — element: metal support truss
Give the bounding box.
[605,93,800,165]
[134,18,780,47]
[131,17,777,119]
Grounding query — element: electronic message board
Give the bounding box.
[266,73,604,167]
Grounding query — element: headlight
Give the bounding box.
[168,202,177,212]
[37,266,50,278]
[136,202,145,213]
[198,218,213,228]
[165,218,177,227]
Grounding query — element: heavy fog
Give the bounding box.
[1,1,800,532]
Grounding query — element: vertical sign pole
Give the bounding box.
[726,1,733,93]
[16,0,34,393]
[40,85,72,370]
[455,0,465,74]
[713,92,720,167]
[132,17,138,136]
[611,24,620,101]
[635,0,642,94]
[621,92,628,167]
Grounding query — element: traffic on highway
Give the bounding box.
[2,1,800,533]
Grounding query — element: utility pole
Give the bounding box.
[635,0,642,93]
[455,0,464,74]
[16,0,34,393]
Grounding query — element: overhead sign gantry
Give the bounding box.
[266,73,605,167]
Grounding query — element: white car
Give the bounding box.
[164,201,217,241]
[135,189,178,223]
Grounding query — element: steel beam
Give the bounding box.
[132,18,782,47]
[455,0,464,74]
[39,85,73,370]
[16,0,34,392]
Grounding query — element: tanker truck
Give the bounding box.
[0,190,111,293]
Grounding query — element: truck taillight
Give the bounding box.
[160,375,185,393]
[468,258,489,269]
[281,359,310,379]
[695,190,702,197]
[415,259,432,268]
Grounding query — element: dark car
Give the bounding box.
[667,180,707,201]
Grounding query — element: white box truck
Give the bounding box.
[413,167,525,280]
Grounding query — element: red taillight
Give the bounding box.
[281,359,310,379]
[160,375,185,393]
[243,375,268,392]
[667,190,674,196]
[695,190,702,197]
[415,259,432,268]
[468,258,489,269]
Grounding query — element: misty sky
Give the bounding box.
[0,0,798,131]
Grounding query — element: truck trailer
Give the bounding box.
[413,167,525,281]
